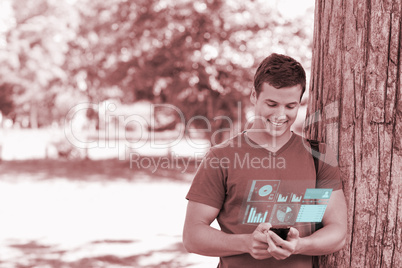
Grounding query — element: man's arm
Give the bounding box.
[183,200,273,259]
[265,189,347,259]
[295,189,347,254]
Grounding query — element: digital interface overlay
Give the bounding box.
[241,180,332,226]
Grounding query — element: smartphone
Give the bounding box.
[270,227,290,240]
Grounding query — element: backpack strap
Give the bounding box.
[307,139,320,175]
[308,140,324,229]
[307,139,321,268]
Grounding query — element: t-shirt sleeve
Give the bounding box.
[185,149,227,209]
[316,143,343,191]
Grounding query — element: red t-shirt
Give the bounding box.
[186,132,342,268]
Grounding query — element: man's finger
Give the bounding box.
[270,231,295,250]
[256,222,272,233]
[267,232,288,258]
[266,231,278,249]
[269,230,285,245]
[287,227,299,239]
[254,232,269,243]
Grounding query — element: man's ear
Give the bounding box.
[250,90,257,105]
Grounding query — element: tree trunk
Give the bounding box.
[305,0,402,267]
[30,102,38,128]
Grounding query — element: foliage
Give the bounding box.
[0,0,78,126]
[0,0,313,132]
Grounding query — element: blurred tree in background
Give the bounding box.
[0,0,313,139]
[0,0,78,127]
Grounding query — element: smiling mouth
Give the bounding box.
[267,119,287,127]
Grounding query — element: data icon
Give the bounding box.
[247,180,280,202]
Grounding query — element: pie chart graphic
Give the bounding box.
[276,206,294,222]
[259,185,273,196]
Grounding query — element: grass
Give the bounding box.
[0,158,197,183]
[0,158,217,268]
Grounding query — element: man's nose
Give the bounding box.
[275,114,286,121]
[274,107,286,120]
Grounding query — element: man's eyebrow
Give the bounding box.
[265,99,299,105]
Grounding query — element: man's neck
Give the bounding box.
[245,129,293,152]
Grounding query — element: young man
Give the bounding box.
[183,53,347,268]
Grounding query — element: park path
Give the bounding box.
[0,178,218,267]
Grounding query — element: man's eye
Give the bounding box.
[267,104,276,107]
[286,105,296,109]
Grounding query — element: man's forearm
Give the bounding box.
[183,223,249,257]
[295,224,346,256]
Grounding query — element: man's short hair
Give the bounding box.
[253,53,306,99]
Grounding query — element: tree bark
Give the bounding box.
[305,0,402,267]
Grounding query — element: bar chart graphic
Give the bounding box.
[291,194,302,202]
[277,194,288,202]
[244,206,270,224]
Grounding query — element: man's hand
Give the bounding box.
[266,227,300,260]
[247,223,273,260]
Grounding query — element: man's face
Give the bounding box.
[250,82,302,140]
